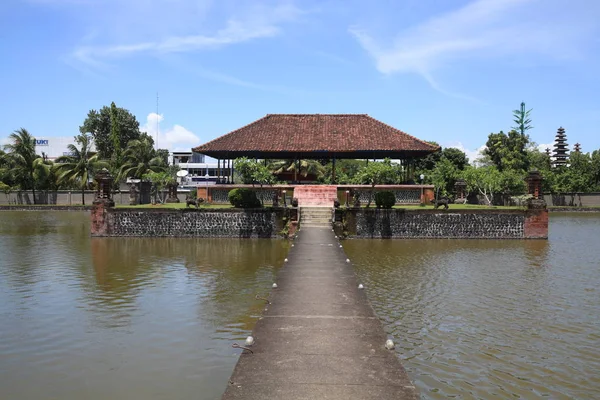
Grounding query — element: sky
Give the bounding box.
[1,0,600,163]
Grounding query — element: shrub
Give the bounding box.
[228,188,262,208]
[189,188,198,199]
[374,191,395,209]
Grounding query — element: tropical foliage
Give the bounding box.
[119,136,166,180]
[53,134,107,205]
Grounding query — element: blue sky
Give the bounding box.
[2,0,600,161]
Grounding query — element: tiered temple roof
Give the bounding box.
[552,127,569,167]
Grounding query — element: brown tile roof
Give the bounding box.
[193,114,439,158]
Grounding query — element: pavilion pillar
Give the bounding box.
[217,159,221,184]
[294,158,298,183]
[332,156,336,184]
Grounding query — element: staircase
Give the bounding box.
[293,185,338,207]
[299,207,333,227]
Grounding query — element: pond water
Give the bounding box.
[344,213,600,399]
[1,212,599,399]
[0,212,288,400]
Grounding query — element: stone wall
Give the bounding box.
[336,208,548,239]
[91,206,288,238]
[0,190,192,206]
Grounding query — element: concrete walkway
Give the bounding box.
[222,227,418,400]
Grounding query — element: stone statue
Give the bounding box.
[186,197,205,209]
[432,196,450,209]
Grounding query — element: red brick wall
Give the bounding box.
[524,209,549,239]
[91,203,109,236]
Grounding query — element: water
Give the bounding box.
[0,212,289,400]
[2,212,599,399]
[344,213,600,399]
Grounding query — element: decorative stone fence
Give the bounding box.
[199,184,434,205]
[336,185,434,206]
[334,207,548,239]
[91,203,296,238]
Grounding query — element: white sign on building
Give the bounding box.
[33,137,96,160]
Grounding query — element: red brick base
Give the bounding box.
[524,209,549,239]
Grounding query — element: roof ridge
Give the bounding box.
[265,113,369,117]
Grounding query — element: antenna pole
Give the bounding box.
[156,92,159,149]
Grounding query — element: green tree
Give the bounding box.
[353,159,397,207]
[109,102,122,166]
[234,157,259,184]
[591,149,600,191]
[512,102,533,138]
[484,130,529,172]
[463,166,503,206]
[119,136,166,180]
[413,141,442,171]
[54,134,108,205]
[2,128,42,203]
[143,170,173,203]
[80,103,143,160]
[430,158,459,197]
[441,147,469,170]
[233,157,277,186]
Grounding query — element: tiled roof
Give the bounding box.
[193,114,439,157]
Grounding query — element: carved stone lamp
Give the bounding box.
[93,168,115,207]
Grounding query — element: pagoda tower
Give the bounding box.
[574,143,581,153]
[552,127,569,167]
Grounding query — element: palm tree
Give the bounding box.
[3,128,41,204]
[119,137,166,180]
[54,134,108,205]
[271,159,325,181]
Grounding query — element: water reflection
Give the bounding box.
[0,212,289,400]
[344,213,600,399]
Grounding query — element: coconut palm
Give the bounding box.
[3,128,41,203]
[119,136,166,180]
[54,134,108,205]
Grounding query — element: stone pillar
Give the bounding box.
[92,169,114,236]
[454,179,467,204]
[165,182,180,203]
[524,170,548,239]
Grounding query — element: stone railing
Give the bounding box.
[202,184,434,205]
[336,185,434,205]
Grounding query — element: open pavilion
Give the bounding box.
[193,114,439,184]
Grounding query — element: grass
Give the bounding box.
[392,204,526,210]
[0,203,89,207]
[116,203,233,209]
[548,205,600,209]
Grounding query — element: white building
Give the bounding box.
[171,151,232,188]
[34,136,96,160]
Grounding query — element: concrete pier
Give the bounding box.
[222,227,418,400]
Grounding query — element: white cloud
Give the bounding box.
[350,0,599,95]
[445,142,486,166]
[142,113,200,152]
[70,2,303,68]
